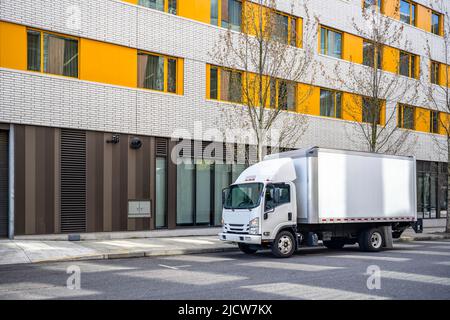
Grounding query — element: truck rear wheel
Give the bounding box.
[271,231,296,258]
[359,228,384,252]
[323,239,345,250]
[238,243,258,254]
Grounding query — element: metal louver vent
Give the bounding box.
[155,138,168,156]
[60,129,86,233]
[0,131,8,238]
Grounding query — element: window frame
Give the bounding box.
[273,10,298,47]
[320,26,343,59]
[431,11,442,36]
[400,0,417,26]
[138,0,178,15]
[320,88,343,119]
[362,97,382,125]
[270,78,297,112]
[207,65,243,104]
[362,40,382,69]
[26,28,79,79]
[137,51,179,94]
[398,104,416,130]
[399,51,417,78]
[430,110,440,134]
[362,0,383,13]
[212,0,243,32]
[430,61,441,85]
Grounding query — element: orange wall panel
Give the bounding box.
[342,93,362,122]
[415,107,430,132]
[343,33,363,64]
[382,46,399,73]
[178,0,211,24]
[79,39,137,88]
[297,84,319,116]
[417,5,432,32]
[384,0,400,19]
[0,22,27,71]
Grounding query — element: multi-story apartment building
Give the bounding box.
[0,0,448,237]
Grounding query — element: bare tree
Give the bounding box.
[210,0,318,161]
[330,2,419,154]
[421,1,450,232]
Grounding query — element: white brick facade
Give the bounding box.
[0,0,448,162]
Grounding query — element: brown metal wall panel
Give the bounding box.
[14,126,25,235]
[148,137,155,230]
[34,127,55,235]
[25,126,36,235]
[120,138,129,231]
[0,130,8,237]
[167,140,177,229]
[103,136,113,232]
[54,129,61,234]
[86,131,104,233]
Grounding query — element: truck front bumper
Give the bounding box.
[218,233,262,245]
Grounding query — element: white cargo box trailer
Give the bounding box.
[219,147,418,258]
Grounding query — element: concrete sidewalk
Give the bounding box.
[1,228,449,266]
[0,235,237,266]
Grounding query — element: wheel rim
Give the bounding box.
[370,231,382,249]
[277,235,293,255]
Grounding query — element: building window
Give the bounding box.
[431,11,441,36]
[138,52,178,93]
[272,12,298,46]
[320,27,342,59]
[431,61,440,85]
[177,162,195,225]
[363,0,383,12]
[211,0,242,32]
[270,79,297,111]
[320,89,342,118]
[139,0,177,15]
[417,161,447,219]
[430,110,439,134]
[27,29,78,78]
[400,0,416,26]
[155,157,167,228]
[363,40,382,69]
[208,65,242,103]
[362,97,381,124]
[399,51,417,78]
[398,104,415,129]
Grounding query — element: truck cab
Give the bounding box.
[219,158,299,257]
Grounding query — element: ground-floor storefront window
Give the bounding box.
[417,161,447,219]
[177,159,247,226]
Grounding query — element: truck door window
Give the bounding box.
[276,184,291,205]
[265,185,275,211]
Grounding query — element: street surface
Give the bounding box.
[0,240,449,300]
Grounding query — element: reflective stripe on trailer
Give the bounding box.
[320,217,415,223]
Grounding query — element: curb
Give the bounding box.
[11,246,239,266]
[398,234,450,242]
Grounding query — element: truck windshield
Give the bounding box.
[224,183,263,210]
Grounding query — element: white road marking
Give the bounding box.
[381,271,450,286]
[241,282,388,300]
[435,261,450,266]
[239,261,343,271]
[161,255,235,263]
[158,264,191,270]
[430,246,450,250]
[122,269,246,285]
[326,255,410,262]
[392,250,450,257]
[166,239,216,245]
[96,240,162,248]
[410,241,450,245]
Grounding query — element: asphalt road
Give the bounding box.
[0,240,449,300]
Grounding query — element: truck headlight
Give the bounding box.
[249,217,259,235]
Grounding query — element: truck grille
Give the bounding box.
[224,223,249,234]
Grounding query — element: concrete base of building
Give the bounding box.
[12,227,222,241]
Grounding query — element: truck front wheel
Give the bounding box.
[359,228,384,252]
[271,231,296,258]
[238,243,258,254]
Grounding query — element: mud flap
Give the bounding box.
[382,226,393,249]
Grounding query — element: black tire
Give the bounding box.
[271,231,296,258]
[358,228,384,252]
[323,239,345,250]
[238,243,258,254]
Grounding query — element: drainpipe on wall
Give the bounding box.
[8,124,14,240]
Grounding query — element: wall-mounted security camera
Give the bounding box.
[130,137,142,150]
[106,134,120,144]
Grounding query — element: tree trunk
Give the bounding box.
[447,138,450,233]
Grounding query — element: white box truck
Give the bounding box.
[219,147,418,258]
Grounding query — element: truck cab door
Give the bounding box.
[262,183,294,240]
